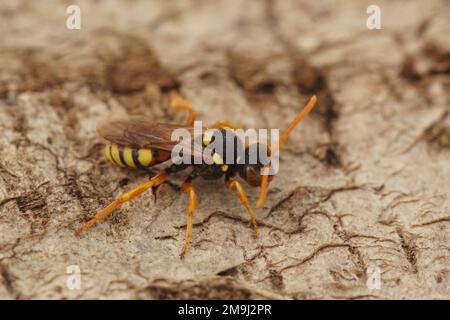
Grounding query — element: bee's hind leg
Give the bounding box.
[75,172,169,236]
[76,164,188,236]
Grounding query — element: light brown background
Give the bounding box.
[0,0,449,299]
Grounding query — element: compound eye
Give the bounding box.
[243,164,274,187]
[244,165,262,187]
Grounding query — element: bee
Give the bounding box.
[76,92,317,257]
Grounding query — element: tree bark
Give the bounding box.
[0,0,449,299]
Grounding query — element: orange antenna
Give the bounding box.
[256,95,317,208]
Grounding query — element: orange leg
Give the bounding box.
[226,178,259,238]
[210,120,242,130]
[170,91,197,127]
[75,172,168,236]
[179,181,198,258]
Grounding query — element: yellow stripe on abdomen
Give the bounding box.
[104,144,158,169]
[137,148,153,167]
[110,144,124,166]
[123,147,136,168]
[105,145,113,163]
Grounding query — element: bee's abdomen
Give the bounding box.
[104,144,170,169]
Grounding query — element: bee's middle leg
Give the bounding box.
[170,91,197,127]
[225,177,259,239]
[210,120,242,130]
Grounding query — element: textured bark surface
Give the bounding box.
[0,0,449,299]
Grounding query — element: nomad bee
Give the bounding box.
[76,92,317,257]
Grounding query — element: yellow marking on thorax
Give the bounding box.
[203,129,216,146]
[110,144,124,166]
[212,152,224,164]
[123,147,136,168]
[138,148,153,167]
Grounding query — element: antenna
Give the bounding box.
[256,95,317,208]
